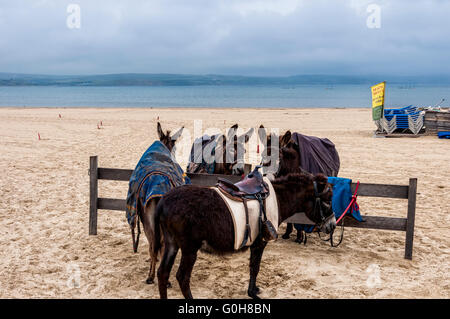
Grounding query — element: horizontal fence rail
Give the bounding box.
[89,156,417,259]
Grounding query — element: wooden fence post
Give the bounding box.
[89,156,98,235]
[405,178,417,260]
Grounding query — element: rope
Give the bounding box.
[319,181,360,247]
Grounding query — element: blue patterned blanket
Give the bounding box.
[126,141,190,229]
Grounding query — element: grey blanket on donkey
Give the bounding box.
[291,132,340,233]
[291,132,340,177]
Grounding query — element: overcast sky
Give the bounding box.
[0,0,449,76]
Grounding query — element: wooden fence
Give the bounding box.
[89,156,417,260]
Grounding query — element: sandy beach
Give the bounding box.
[0,107,448,299]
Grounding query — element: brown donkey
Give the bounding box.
[153,172,336,299]
[259,126,326,243]
[138,122,184,285]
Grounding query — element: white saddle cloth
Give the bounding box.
[213,177,279,250]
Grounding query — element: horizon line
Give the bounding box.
[2,72,450,78]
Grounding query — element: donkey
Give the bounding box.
[135,122,185,285]
[187,124,254,175]
[259,126,338,244]
[153,172,336,299]
[276,140,311,243]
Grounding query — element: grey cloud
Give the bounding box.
[0,0,449,75]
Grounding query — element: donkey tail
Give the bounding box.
[153,198,164,256]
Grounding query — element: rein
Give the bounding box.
[313,181,331,224]
[318,180,360,247]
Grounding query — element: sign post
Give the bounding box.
[371,81,385,121]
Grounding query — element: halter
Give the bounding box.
[313,180,341,246]
[313,181,332,227]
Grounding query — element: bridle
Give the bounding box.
[312,181,334,229]
[312,180,346,247]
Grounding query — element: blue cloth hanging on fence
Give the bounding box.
[294,176,363,233]
[126,141,190,229]
[327,177,363,221]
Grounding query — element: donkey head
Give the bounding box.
[258,125,294,179]
[215,124,254,175]
[303,174,335,234]
[157,122,184,153]
[278,136,303,177]
[274,172,335,234]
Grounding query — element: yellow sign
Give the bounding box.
[371,81,385,120]
[371,82,385,108]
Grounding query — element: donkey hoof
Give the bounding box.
[248,287,261,299]
[294,238,306,245]
[146,278,154,284]
[167,281,172,288]
[248,292,261,299]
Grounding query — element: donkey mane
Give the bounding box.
[272,172,328,189]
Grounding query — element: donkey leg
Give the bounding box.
[157,241,178,299]
[282,223,293,239]
[146,242,156,284]
[294,230,304,244]
[176,249,198,299]
[147,233,172,287]
[142,199,158,284]
[247,238,268,299]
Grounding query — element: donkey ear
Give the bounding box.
[157,122,165,140]
[227,124,238,140]
[216,134,226,147]
[314,174,328,192]
[280,130,292,147]
[258,125,267,142]
[171,126,184,141]
[240,127,254,143]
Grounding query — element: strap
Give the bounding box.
[255,194,266,239]
[132,214,141,253]
[238,198,251,249]
[259,196,268,222]
[242,198,252,243]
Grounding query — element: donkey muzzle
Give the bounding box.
[319,214,336,234]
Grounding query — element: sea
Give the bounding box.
[0,84,449,108]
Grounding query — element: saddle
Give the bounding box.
[217,166,268,197]
[217,166,277,248]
